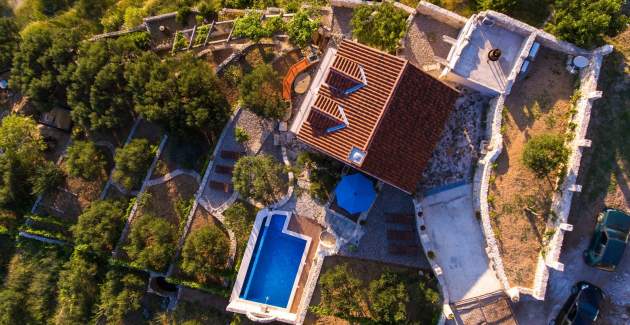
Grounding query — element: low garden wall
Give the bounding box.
[531,45,611,299]
[416,1,467,29]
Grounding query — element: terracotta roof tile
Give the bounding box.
[297,40,459,193]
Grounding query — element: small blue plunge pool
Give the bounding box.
[240,214,307,308]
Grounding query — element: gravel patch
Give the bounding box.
[418,88,488,193]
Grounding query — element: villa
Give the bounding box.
[290,39,460,194]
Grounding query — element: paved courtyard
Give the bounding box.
[339,184,430,269]
[422,184,502,302]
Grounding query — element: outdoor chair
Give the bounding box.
[209,180,232,193]
[220,150,244,160]
[387,229,416,241]
[388,244,418,256]
[215,165,234,175]
[385,213,415,225]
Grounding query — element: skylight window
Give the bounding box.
[348,147,366,165]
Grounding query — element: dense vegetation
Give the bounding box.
[124,214,177,271]
[239,64,286,119]
[180,225,230,284]
[72,200,126,252]
[113,139,154,191]
[65,141,107,180]
[311,263,441,324]
[351,3,408,53]
[546,0,628,48]
[233,155,287,204]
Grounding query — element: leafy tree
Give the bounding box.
[39,0,72,16]
[125,214,177,271]
[286,10,318,47]
[0,115,46,166]
[367,271,409,323]
[75,0,108,19]
[351,3,408,53]
[94,269,146,324]
[0,115,48,208]
[113,139,153,191]
[176,5,191,25]
[54,247,101,325]
[0,17,19,71]
[68,38,140,131]
[65,141,106,180]
[546,0,628,48]
[223,201,255,241]
[0,248,64,325]
[29,160,64,195]
[0,156,28,208]
[478,0,517,11]
[181,225,229,283]
[72,200,125,252]
[233,155,287,204]
[126,53,229,137]
[522,134,568,179]
[232,12,268,41]
[310,263,366,320]
[239,64,286,119]
[10,23,79,111]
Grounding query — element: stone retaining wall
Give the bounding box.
[416,1,467,28]
[531,45,611,299]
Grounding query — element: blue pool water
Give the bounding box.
[240,214,307,308]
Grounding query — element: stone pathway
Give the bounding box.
[145,169,201,187]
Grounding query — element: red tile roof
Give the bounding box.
[297,40,459,194]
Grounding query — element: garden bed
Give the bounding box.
[488,47,577,287]
[152,133,212,178]
[37,145,114,224]
[171,207,232,288]
[122,175,199,272]
[218,44,278,106]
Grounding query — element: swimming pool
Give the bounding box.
[239,214,308,308]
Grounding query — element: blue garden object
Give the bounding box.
[334,173,376,214]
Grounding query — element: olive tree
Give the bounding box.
[72,200,125,252]
[239,64,286,119]
[181,225,229,283]
[125,214,176,271]
[233,155,287,204]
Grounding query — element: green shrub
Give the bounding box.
[172,31,189,52]
[124,214,177,271]
[66,141,106,180]
[176,6,192,25]
[239,64,287,119]
[367,271,409,323]
[233,12,268,41]
[113,139,154,191]
[546,0,628,48]
[522,134,569,179]
[310,263,366,320]
[234,127,250,143]
[72,200,125,252]
[180,225,230,284]
[232,155,287,204]
[351,3,408,53]
[286,10,319,47]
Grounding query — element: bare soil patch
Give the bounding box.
[489,47,577,287]
[138,174,199,228]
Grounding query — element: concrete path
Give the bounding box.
[421,184,502,302]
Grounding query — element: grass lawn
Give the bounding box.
[489,47,578,287]
[306,256,442,325]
